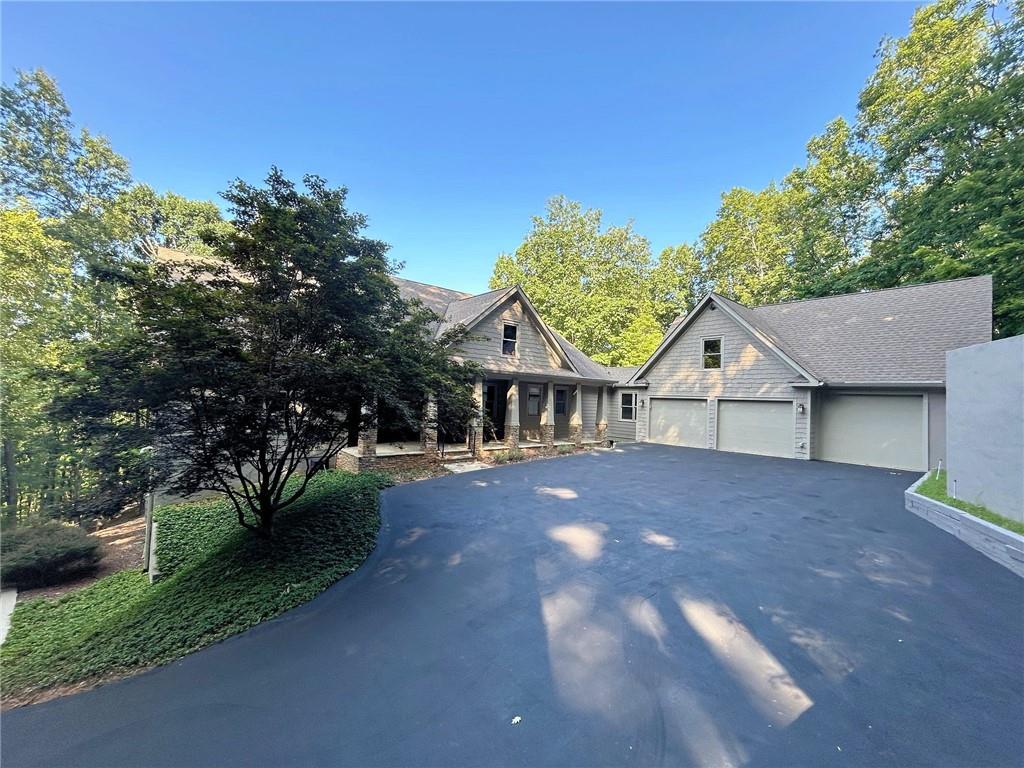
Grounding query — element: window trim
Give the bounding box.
[502,322,518,357]
[620,392,637,422]
[701,337,723,370]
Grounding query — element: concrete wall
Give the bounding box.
[906,474,1024,577]
[946,336,1024,522]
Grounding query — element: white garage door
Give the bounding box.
[717,400,793,458]
[818,394,925,471]
[649,398,707,448]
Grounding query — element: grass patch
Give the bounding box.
[1,470,388,705]
[917,470,1024,536]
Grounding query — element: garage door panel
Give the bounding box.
[717,400,793,458]
[649,399,706,448]
[818,394,924,471]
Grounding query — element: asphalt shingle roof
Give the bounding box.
[746,276,992,384]
[391,277,473,317]
[604,366,641,385]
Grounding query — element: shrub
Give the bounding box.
[557,444,575,455]
[1,523,102,589]
[492,449,526,464]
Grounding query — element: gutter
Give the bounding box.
[802,381,946,390]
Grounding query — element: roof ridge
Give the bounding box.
[450,285,514,303]
[750,275,992,310]
[392,275,473,298]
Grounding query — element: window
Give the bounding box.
[702,338,722,369]
[527,384,541,416]
[621,392,637,421]
[555,388,567,416]
[502,323,517,356]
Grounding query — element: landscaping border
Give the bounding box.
[905,474,1024,578]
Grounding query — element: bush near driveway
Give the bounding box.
[0,523,102,589]
[918,470,1024,536]
[1,471,388,707]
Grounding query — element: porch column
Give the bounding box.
[357,400,377,464]
[421,395,438,458]
[469,376,484,457]
[540,382,556,449]
[505,378,520,448]
[569,383,583,447]
[596,386,609,445]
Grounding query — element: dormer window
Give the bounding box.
[502,323,517,356]
[702,338,722,369]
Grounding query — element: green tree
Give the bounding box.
[0,207,76,523]
[1,69,233,524]
[60,170,474,536]
[650,243,705,327]
[490,196,659,365]
[846,0,1023,336]
[784,117,879,298]
[697,185,799,306]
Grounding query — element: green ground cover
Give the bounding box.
[1,471,388,705]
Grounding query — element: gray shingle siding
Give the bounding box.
[642,305,811,458]
[454,296,570,374]
[607,388,640,443]
[582,386,598,439]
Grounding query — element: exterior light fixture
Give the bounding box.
[797,403,806,413]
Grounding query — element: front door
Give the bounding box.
[484,382,507,441]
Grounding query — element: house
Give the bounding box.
[612,275,993,472]
[336,278,619,471]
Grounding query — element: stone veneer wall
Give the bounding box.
[905,474,1024,578]
[334,450,438,474]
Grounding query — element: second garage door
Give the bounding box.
[716,400,794,458]
[649,398,707,448]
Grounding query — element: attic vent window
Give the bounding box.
[702,338,722,369]
[502,323,518,356]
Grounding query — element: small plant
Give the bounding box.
[557,444,575,455]
[492,449,526,465]
[1,523,102,589]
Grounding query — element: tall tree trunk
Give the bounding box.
[3,437,17,527]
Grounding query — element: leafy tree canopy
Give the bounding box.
[59,170,475,536]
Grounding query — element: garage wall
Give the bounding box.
[928,391,946,469]
[642,304,810,458]
[607,388,640,442]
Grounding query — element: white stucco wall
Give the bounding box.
[946,336,1024,522]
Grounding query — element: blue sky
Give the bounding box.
[4,1,920,293]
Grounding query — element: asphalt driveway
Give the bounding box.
[3,444,1022,767]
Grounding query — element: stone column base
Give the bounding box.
[569,425,583,447]
[596,423,608,446]
[358,425,378,458]
[504,425,520,449]
[541,424,555,449]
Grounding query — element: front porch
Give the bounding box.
[335,375,612,472]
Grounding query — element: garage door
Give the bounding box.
[818,394,924,471]
[649,398,707,448]
[717,400,793,458]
